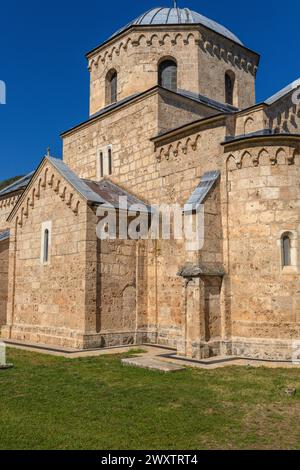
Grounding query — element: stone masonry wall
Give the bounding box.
[197,28,257,110]
[0,194,20,230]
[147,184,224,355]
[2,162,91,348]
[158,91,218,134]
[87,26,258,115]
[88,27,202,115]
[63,109,227,351]
[63,93,159,185]
[224,143,300,359]
[266,90,300,134]
[95,236,148,347]
[145,122,226,351]
[0,238,9,327]
[63,90,211,199]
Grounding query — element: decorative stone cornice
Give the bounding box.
[9,166,81,227]
[88,30,258,77]
[155,133,202,162]
[0,194,20,211]
[226,146,300,170]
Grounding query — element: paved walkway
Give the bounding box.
[122,356,185,372]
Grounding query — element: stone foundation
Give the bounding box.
[146,326,181,350]
[177,339,223,360]
[229,337,300,361]
[82,331,147,349]
[2,323,300,361]
[1,324,148,350]
[175,337,300,362]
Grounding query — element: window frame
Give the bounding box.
[107,146,113,176]
[40,221,52,265]
[110,71,117,104]
[105,69,118,106]
[225,70,236,106]
[97,145,113,180]
[282,234,292,267]
[158,58,178,92]
[279,230,298,273]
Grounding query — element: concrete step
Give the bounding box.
[122,356,185,372]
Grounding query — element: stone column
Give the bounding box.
[178,276,206,359]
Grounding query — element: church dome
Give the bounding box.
[111,6,243,45]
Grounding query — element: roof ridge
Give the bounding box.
[265,78,300,105]
[47,157,105,204]
[0,171,34,197]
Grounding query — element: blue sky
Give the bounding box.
[0,0,299,180]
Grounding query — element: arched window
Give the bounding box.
[158,59,177,92]
[282,233,292,267]
[40,221,51,264]
[43,229,49,263]
[106,69,118,105]
[225,71,235,105]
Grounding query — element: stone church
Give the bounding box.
[1,5,300,360]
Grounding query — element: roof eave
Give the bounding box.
[151,113,227,145]
[60,86,159,137]
[222,133,300,148]
[7,157,103,223]
[61,86,228,138]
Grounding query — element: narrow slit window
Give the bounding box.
[98,147,113,178]
[106,69,118,105]
[100,152,104,178]
[41,221,52,265]
[225,71,235,105]
[110,72,117,103]
[43,229,49,263]
[282,234,292,267]
[108,148,112,175]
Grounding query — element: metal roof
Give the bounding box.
[184,170,220,213]
[0,229,10,242]
[90,92,141,119]
[49,158,152,211]
[111,7,243,45]
[178,89,238,113]
[265,78,300,105]
[63,86,234,138]
[222,130,300,146]
[84,179,152,213]
[0,172,34,198]
[48,157,105,204]
[224,129,273,143]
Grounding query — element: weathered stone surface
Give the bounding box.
[177,264,225,278]
[0,239,9,327]
[0,8,299,362]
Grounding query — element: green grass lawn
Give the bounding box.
[1,348,300,450]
